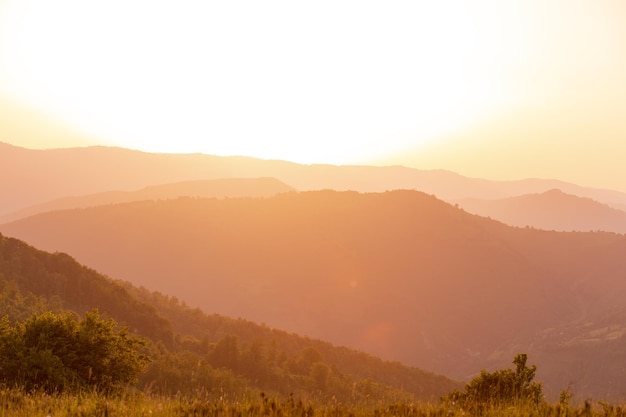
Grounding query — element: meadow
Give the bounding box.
[1,388,626,417]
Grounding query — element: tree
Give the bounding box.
[209,334,240,370]
[309,362,330,391]
[445,353,543,412]
[0,310,149,393]
[74,310,149,391]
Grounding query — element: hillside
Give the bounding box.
[2,190,626,399]
[455,189,626,233]
[3,142,626,216]
[0,232,458,400]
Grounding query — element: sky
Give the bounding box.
[0,1,625,191]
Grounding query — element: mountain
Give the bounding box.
[455,189,626,233]
[0,231,458,400]
[3,189,626,399]
[3,141,626,216]
[0,177,294,223]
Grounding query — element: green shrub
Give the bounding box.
[444,353,543,413]
[0,309,149,393]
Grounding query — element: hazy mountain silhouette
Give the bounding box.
[0,177,294,223]
[455,189,626,233]
[3,189,626,399]
[3,141,626,216]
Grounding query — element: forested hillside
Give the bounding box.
[0,232,459,400]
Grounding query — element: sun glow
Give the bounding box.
[0,1,541,163]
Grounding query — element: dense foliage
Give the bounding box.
[444,353,543,414]
[0,310,148,393]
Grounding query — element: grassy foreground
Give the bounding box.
[1,388,626,417]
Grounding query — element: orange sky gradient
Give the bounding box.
[0,1,625,191]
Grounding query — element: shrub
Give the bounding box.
[0,310,149,393]
[445,353,543,413]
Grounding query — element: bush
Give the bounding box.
[445,353,543,412]
[0,310,149,393]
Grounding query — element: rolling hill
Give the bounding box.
[455,189,626,233]
[0,231,458,400]
[3,190,626,399]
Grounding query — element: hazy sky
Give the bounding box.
[1,1,625,191]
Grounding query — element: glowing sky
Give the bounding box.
[1,1,625,190]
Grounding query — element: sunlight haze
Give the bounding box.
[5,2,626,406]
[1,0,625,190]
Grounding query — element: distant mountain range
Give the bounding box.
[3,141,626,217]
[3,189,626,399]
[0,177,294,224]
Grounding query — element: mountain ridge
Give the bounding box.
[3,141,626,216]
[0,177,294,223]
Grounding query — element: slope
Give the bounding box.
[455,189,626,233]
[3,190,626,399]
[0,232,458,400]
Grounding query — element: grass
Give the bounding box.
[1,387,626,417]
